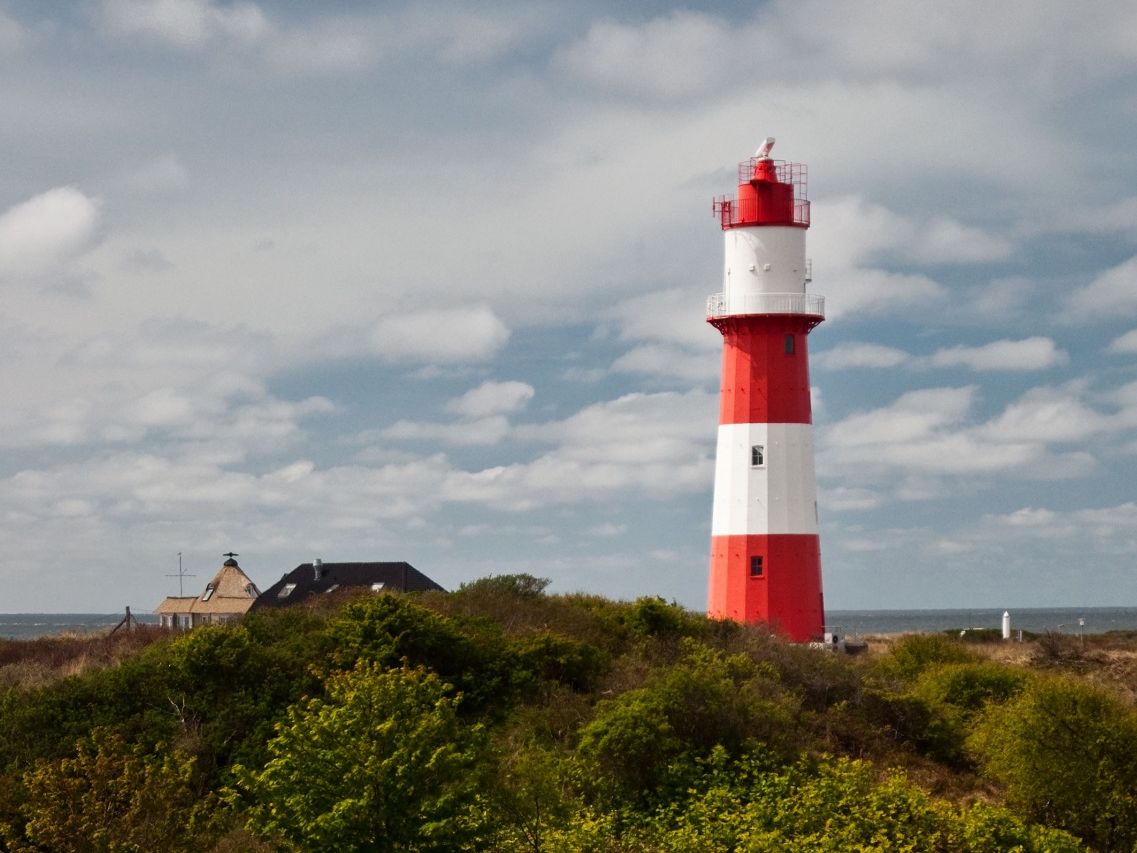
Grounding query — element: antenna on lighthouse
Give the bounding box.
[755,137,775,159]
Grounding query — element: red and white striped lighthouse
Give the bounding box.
[706,138,825,642]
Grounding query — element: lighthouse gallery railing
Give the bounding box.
[706,292,825,319]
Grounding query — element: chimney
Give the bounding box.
[314,558,323,581]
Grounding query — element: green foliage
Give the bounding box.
[623,597,697,639]
[577,641,797,804]
[512,632,610,694]
[7,728,210,852]
[323,593,515,713]
[457,573,552,599]
[0,585,1125,851]
[968,674,1137,850]
[912,662,1030,716]
[874,633,982,684]
[540,750,1082,852]
[234,661,488,852]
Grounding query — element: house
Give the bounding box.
[252,560,445,610]
[155,555,261,628]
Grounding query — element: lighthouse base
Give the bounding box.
[708,533,824,642]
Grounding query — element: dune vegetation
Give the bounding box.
[2,576,1136,851]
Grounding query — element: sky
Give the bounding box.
[2,0,1137,614]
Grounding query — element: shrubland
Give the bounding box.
[1,577,1134,851]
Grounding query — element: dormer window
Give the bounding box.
[751,445,765,467]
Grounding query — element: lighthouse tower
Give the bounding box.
[706,138,825,642]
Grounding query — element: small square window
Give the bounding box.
[750,556,764,577]
[278,582,297,598]
[784,334,795,354]
[751,445,764,467]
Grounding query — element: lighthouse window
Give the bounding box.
[784,334,795,354]
[750,556,764,577]
[751,445,765,467]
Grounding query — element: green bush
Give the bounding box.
[968,674,1137,850]
[875,633,981,684]
[233,662,488,852]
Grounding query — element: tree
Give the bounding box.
[234,662,489,852]
[13,728,205,852]
[968,673,1137,850]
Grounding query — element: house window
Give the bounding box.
[750,556,764,577]
[751,445,764,467]
[278,582,297,598]
[371,582,386,592]
[201,584,215,602]
[324,584,340,594]
[784,334,795,354]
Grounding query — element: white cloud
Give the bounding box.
[815,342,909,370]
[379,415,513,447]
[609,344,718,384]
[908,216,1013,264]
[124,153,190,193]
[1066,255,1137,320]
[554,12,733,98]
[0,187,101,277]
[977,385,1111,444]
[610,288,719,350]
[261,18,376,72]
[101,0,267,49]
[445,380,534,418]
[823,266,946,322]
[929,337,1068,372]
[1108,329,1137,354]
[824,386,976,450]
[368,306,510,364]
[0,8,26,53]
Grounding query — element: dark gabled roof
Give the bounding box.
[251,561,445,609]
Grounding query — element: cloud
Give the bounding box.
[929,337,1068,372]
[609,288,719,351]
[818,338,1068,373]
[368,306,510,364]
[811,196,1012,269]
[554,11,733,98]
[977,385,1112,444]
[260,17,376,72]
[446,380,534,418]
[907,216,1013,264]
[100,0,268,49]
[123,153,190,193]
[0,8,26,53]
[609,344,718,384]
[1108,329,1137,353]
[0,370,331,452]
[379,415,513,447]
[0,187,101,277]
[815,342,909,370]
[822,266,946,322]
[1065,255,1137,320]
[979,502,1137,550]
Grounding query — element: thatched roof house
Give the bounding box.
[155,556,261,629]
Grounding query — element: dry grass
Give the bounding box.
[0,626,169,691]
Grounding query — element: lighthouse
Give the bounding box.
[706,138,825,642]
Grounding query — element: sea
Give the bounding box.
[2,607,1137,640]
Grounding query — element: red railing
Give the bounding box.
[713,159,810,228]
